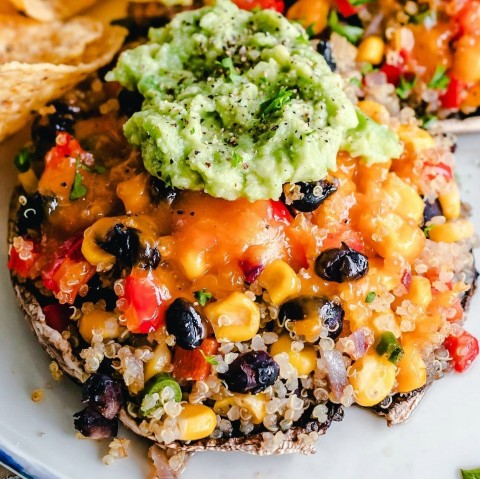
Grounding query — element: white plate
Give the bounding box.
[1,130,479,479]
[1,3,479,476]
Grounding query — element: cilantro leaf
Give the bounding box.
[328,10,364,45]
[70,170,87,201]
[305,23,316,38]
[365,291,376,303]
[80,163,106,174]
[351,0,374,5]
[14,147,33,173]
[461,468,480,479]
[396,75,416,100]
[428,65,450,90]
[349,77,362,87]
[231,149,243,167]
[260,87,293,119]
[200,350,219,366]
[421,114,438,129]
[194,289,213,307]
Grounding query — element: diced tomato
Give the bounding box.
[41,236,95,304]
[232,0,284,12]
[172,337,218,382]
[380,63,403,86]
[8,238,40,278]
[335,0,358,17]
[43,304,71,332]
[423,161,453,181]
[444,330,479,372]
[269,200,293,225]
[440,76,466,109]
[120,272,168,334]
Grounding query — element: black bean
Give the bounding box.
[315,243,369,283]
[81,374,123,420]
[279,296,344,340]
[73,407,118,439]
[74,274,118,310]
[150,176,177,205]
[423,198,443,225]
[17,193,44,235]
[118,88,144,117]
[284,179,337,213]
[166,298,206,350]
[98,223,140,269]
[317,40,336,72]
[220,351,279,394]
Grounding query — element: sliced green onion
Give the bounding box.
[14,147,33,173]
[365,291,376,303]
[375,331,404,365]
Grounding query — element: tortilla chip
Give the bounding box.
[0,25,127,142]
[7,0,100,21]
[0,15,104,64]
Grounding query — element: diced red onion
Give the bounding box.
[364,71,388,87]
[350,328,372,360]
[322,349,348,402]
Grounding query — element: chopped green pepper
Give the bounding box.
[365,291,376,303]
[141,374,182,416]
[375,331,404,365]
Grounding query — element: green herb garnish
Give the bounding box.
[375,331,404,365]
[80,163,106,174]
[421,114,438,129]
[360,63,374,75]
[349,77,362,87]
[428,65,450,90]
[260,87,293,119]
[70,161,87,201]
[365,291,376,303]
[461,468,480,479]
[194,289,213,306]
[328,10,364,45]
[14,147,33,173]
[305,23,316,38]
[396,75,416,100]
[351,0,374,6]
[231,149,243,167]
[201,351,219,366]
[423,224,435,238]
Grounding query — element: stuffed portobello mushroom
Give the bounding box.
[7,0,479,467]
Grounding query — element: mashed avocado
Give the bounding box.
[107,0,402,201]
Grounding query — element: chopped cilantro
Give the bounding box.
[194,289,213,306]
[423,224,435,238]
[421,114,438,129]
[260,87,293,119]
[200,350,219,366]
[70,169,87,201]
[365,291,376,303]
[351,0,374,5]
[80,163,106,174]
[231,149,243,167]
[461,468,480,479]
[328,10,364,45]
[14,147,33,173]
[305,23,316,38]
[360,63,374,75]
[349,77,362,87]
[396,75,416,100]
[427,65,450,90]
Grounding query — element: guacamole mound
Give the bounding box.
[108,0,403,201]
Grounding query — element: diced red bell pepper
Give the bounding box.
[8,238,40,278]
[119,273,168,334]
[380,63,403,86]
[239,259,264,283]
[43,304,71,332]
[41,236,95,304]
[440,76,466,109]
[232,0,284,12]
[172,337,218,382]
[455,0,480,37]
[423,161,453,181]
[335,0,358,17]
[269,199,293,225]
[444,330,479,372]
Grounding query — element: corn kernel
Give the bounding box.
[382,173,424,225]
[214,393,268,424]
[397,124,435,154]
[79,309,121,343]
[258,260,301,306]
[428,219,475,243]
[213,397,236,416]
[82,218,118,270]
[357,100,390,124]
[204,292,260,342]
[18,169,38,195]
[287,0,330,35]
[438,183,461,220]
[144,342,172,382]
[270,335,317,376]
[359,211,426,263]
[177,404,217,441]
[349,352,397,407]
[116,174,151,214]
[179,249,208,280]
[368,257,402,291]
[357,35,385,65]
[371,311,401,338]
[408,276,432,308]
[396,344,427,393]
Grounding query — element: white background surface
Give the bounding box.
[1,130,479,479]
